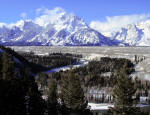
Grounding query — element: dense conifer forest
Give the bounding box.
[0,46,91,115]
[0,46,150,115]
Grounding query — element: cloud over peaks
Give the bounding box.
[34,7,67,27]
[90,14,150,36]
[20,12,27,19]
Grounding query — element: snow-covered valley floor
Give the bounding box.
[9,46,150,81]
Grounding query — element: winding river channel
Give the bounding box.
[45,59,88,74]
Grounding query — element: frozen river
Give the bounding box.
[8,46,150,80]
[45,59,88,73]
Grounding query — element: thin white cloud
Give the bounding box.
[36,7,45,15]
[36,8,42,15]
[0,7,68,28]
[20,12,27,19]
[90,14,150,36]
[0,23,7,27]
[1,7,150,36]
[34,7,66,27]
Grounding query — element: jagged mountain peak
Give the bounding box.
[0,10,121,46]
[108,20,150,46]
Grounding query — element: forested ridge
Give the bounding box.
[0,46,91,115]
[0,46,150,115]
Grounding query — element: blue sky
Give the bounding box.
[0,0,150,24]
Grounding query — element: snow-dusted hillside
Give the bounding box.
[108,20,150,46]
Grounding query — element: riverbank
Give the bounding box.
[45,59,88,73]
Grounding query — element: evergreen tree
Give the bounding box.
[111,67,140,115]
[47,79,58,115]
[36,72,48,93]
[4,79,26,115]
[0,56,2,79]
[0,53,26,115]
[22,69,45,115]
[0,47,45,115]
[101,93,105,103]
[1,53,15,80]
[61,71,88,115]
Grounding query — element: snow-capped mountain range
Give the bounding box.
[107,20,150,46]
[0,8,150,46]
[0,11,118,46]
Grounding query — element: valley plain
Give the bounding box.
[9,46,150,59]
[9,46,150,81]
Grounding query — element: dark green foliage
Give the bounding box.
[0,46,78,74]
[36,72,48,89]
[27,87,45,115]
[0,47,45,115]
[0,79,26,115]
[135,55,138,64]
[22,69,45,115]
[61,71,88,115]
[1,46,150,115]
[1,53,15,80]
[0,46,46,73]
[70,57,135,88]
[88,57,134,74]
[48,57,136,103]
[0,52,26,115]
[0,56,2,78]
[47,79,58,115]
[111,67,139,115]
[19,52,79,72]
[48,79,57,105]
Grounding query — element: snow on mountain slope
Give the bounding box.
[108,20,150,46]
[3,7,150,46]
[0,8,119,46]
[0,20,43,45]
[0,7,150,46]
[66,28,116,46]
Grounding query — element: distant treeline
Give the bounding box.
[37,57,150,104]
[18,52,81,72]
[45,57,135,88]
